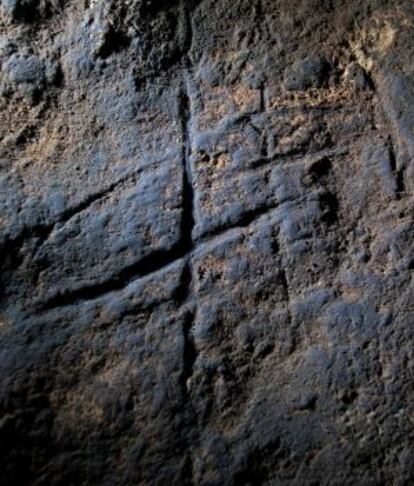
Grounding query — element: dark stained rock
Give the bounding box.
[0,0,414,484]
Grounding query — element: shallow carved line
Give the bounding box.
[1,161,165,258]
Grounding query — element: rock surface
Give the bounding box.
[0,0,414,484]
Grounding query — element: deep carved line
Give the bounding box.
[260,84,266,113]
[177,34,199,474]
[387,135,405,198]
[173,261,194,305]
[37,244,191,310]
[179,87,195,254]
[178,61,198,404]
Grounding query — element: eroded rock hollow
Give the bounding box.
[1,0,414,484]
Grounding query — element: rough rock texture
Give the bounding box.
[1,0,414,484]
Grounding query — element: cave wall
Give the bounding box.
[1,0,414,484]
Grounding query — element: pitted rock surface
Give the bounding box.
[1,1,414,484]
